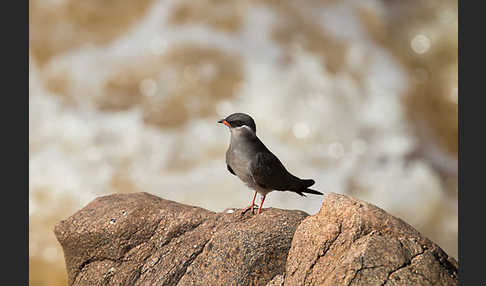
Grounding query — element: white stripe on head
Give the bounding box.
[230,125,255,136]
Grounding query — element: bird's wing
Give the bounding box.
[249,152,296,191]
[227,164,236,175]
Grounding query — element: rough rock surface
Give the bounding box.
[54,192,308,286]
[55,192,458,286]
[283,193,458,286]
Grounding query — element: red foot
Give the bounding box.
[241,191,259,214]
[257,195,266,215]
[241,204,258,214]
[241,192,267,215]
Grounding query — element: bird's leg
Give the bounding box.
[257,195,266,214]
[242,191,258,214]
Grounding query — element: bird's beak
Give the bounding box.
[218,119,232,128]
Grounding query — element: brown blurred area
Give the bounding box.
[30,0,155,65]
[29,0,457,285]
[377,0,458,159]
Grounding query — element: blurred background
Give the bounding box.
[29,0,458,285]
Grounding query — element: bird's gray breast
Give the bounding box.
[226,145,255,187]
[225,127,260,189]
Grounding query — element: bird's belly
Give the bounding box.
[230,159,271,195]
[227,148,272,195]
[228,153,255,186]
[231,161,253,185]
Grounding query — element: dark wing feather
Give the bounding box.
[227,164,236,175]
[250,152,300,191]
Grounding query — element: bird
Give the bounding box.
[218,112,323,214]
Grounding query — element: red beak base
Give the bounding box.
[219,119,232,128]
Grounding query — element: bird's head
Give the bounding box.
[218,113,256,134]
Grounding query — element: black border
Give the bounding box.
[9,0,29,284]
[458,0,476,284]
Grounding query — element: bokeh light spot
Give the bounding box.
[449,86,458,104]
[292,122,310,139]
[411,34,431,54]
[328,142,345,159]
[42,246,59,263]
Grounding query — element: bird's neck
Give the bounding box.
[229,127,260,152]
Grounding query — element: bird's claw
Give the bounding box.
[241,204,258,215]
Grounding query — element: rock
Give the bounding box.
[284,193,458,286]
[55,192,458,286]
[266,274,285,286]
[54,192,308,286]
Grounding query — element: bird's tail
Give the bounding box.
[294,179,324,197]
[295,188,324,197]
